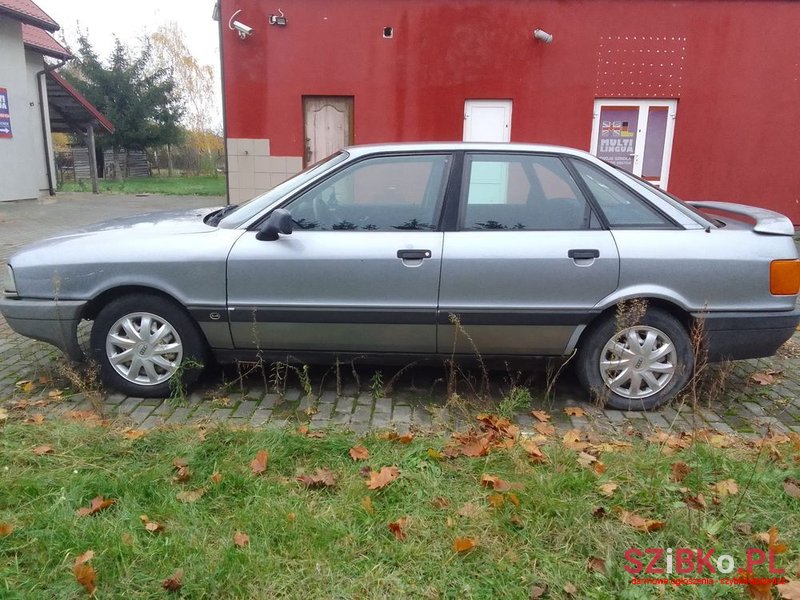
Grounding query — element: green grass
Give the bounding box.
[0,421,797,598]
[58,175,227,196]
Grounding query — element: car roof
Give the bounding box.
[343,142,594,159]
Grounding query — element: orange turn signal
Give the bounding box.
[770,260,800,295]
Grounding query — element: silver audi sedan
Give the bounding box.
[2,143,798,410]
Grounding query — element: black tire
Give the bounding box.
[575,307,693,411]
[90,293,207,398]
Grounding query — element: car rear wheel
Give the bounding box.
[576,308,693,411]
[90,294,207,398]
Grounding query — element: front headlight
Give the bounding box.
[4,264,17,295]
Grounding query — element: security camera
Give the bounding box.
[533,28,553,43]
[232,21,253,38]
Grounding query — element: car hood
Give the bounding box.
[63,207,221,236]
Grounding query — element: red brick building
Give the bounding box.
[216,0,800,223]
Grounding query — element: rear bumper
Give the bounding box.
[693,309,800,361]
[0,296,86,361]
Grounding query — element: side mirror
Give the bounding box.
[255,208,293,241]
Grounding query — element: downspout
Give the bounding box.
[214,0,231,205]
[36,57,68,196]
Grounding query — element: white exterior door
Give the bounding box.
[303,96,353,166]
[463,100,512,142]
[463,100,512,203]
[590,99,677,189]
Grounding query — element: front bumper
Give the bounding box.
[0,296,87,361]
[693,309,800,361]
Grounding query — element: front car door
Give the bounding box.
[438,152,620,355]
[226,153,452,354]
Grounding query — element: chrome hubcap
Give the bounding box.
[106,312,183,386]
[599,326,676,399]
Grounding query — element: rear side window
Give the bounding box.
[571,160,672,227]
[461,154,595,230]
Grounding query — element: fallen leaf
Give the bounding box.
[0,408,7,423]
[361,496,375,514]
[210,472,222,484]
[173,466,191,483]
[684,493,707,510]
[0,523,13,536]
[784,478,800,500]
[577,452,598,469]
[530,584,548,598]
[563,429,589,451]
[587,556,607,574]
[139,515,165,533]
[711,479,739,498]
[73,563,96,595]
[756,526,789,555]
[480,474,522,492]
[162,569,183,592]
[598,482,618,497]
[534,422,556,437]
[297,424,325,438]
[671,461,691,483]
[453,537,477,553]
[32,445,54,455]
[426,448,443,460]
[388,517,409,541]
[592,506,607,519]
[736,523,753,535]
[619,510,666,532]
[510,514,524,528]
[776,580,800,599]
[24,413,45,425]
[531,410,551,423]
[297,468,337,489]
[564,583,578,596]
[380,431,414,443]
[507,492,520,507]
[48,389,63,399]
[751,371,776,385]
[76,496,115,517]
[233,531,250,547]
[747,578,774,599]
[459,436,492,457]
[250,449,268,475]
[488,493,505,508]
[349,445,370,461]
[176,488,206,503]
[15,380,34,393]
[565,407,587,417]
[367,466,400,490]
[519,439,547,463]
[432,496,450,509]
[287,512,296,522]
[122,429,146,440]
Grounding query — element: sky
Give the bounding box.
[35,0,223,127]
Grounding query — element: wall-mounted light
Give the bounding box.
[269,8,288,26]
[228,9,254,39]
[533,28,553,43]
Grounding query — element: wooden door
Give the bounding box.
[303,96,354,166]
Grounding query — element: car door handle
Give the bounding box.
[397,249,432,260]
[568,249,600,260]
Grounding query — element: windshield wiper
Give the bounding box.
[206,204,239,226]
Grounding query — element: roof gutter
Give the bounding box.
[36,57,69,196]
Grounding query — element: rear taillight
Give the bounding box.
[770,260,800,295]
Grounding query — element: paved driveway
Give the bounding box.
[1,192,799,436]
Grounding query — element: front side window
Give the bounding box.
[571,160,672,228]
[284,154,450,231]
[461,154,594,230]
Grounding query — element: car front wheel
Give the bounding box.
[90,294,207,398]
[576,308,693,411]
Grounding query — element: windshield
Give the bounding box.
[218,151,349,228]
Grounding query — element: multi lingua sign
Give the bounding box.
[0,88,13,138]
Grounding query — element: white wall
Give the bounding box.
[0,17,48,201]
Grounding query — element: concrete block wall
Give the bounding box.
[226,138,303,204]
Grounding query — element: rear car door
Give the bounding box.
[226,153,452,353]
[438,152,620,355]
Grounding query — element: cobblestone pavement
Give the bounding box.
[1,193,799,437]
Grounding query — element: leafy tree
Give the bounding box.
[64,34,184,178]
